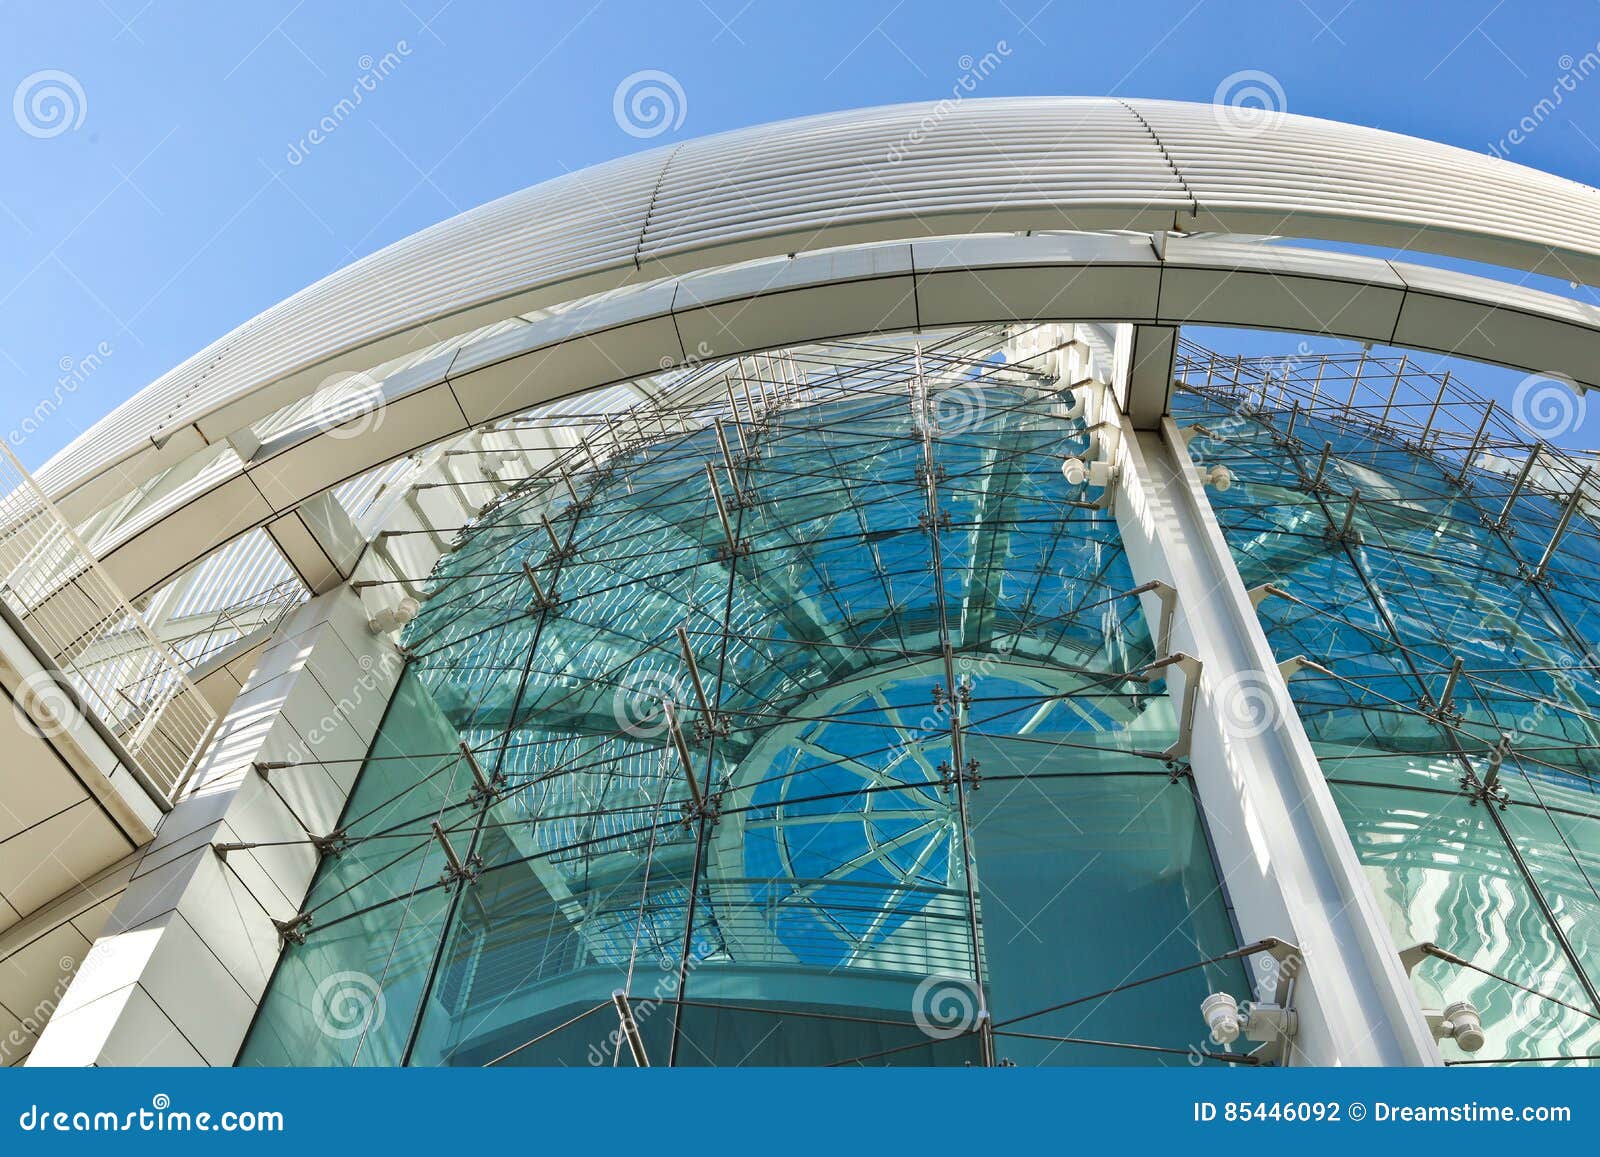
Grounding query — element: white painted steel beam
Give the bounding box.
[72,235,1600,602]
[1084,325,1440,1065]
[36,98,1600,516]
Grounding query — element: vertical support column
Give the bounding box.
[263,491,366,595]
[27,588,403,1066]
[1111,323,1178,430]
[1091,325,1439,1066]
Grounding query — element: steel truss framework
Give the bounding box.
[233,326,1600,1068]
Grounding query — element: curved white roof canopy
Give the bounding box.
[79,234,1600,603]
[40,98,1600,502]
[30,97,1600,601]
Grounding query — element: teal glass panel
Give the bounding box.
[244,336,1249,1066]
[1178,367,1600,1065]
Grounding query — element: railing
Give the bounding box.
[1175,341,1596,494]
[0,442,216,804]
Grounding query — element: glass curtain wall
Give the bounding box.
[240,329,1248,1067]
[1175,361,1600,1066]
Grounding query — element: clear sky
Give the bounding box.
[3,0,1600,468]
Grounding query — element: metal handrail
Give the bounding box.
[0,442,217,803]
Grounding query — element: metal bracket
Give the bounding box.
[432,821,483,886]
[250,759,297,780]
[1118,580,1178,654]
[522,561,562,616]
[664,700,719,825]
[1276,654,1333,682]
[1140,652,1202,761]
[1461,762,1510,809]
[538,514,575,566]
[611,989,650,1066]
[313,829,349,856]
[704,464,748,558]
[1245,937,1303,1067]
[938,758,982,793]
[274,912,313,946]
[1304,441,1334,493]
[1322,489,1363,545]
[1247,582,1291,609]
[1419,657,1464,725]
[677,625,730,740]
[460,741,506,807]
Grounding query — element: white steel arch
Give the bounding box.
[35,97,1600,518]
[60,234,1600,603]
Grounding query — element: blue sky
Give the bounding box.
[3,0,1600,468]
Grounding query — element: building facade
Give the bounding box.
[3,98,1599,1067]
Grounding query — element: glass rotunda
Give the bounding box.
[237,326,1600,1068]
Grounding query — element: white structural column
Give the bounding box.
[262,491,367,595]
[1082,325,1440,1066]
[27,588,401,1066]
